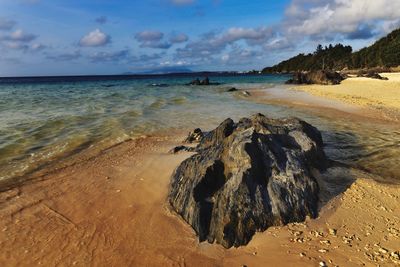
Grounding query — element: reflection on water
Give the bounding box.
[0,75,399,184]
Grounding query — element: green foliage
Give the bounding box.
[262,44,352,73]
[351,28,400,68]
[262,28,400,73]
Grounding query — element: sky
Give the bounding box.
[0,0,399,76]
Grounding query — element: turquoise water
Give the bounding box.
[0,74,399,183]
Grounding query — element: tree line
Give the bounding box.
[262,28,400,73]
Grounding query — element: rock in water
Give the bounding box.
[168,113,327,248]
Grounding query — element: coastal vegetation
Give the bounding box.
[263,28,400,73]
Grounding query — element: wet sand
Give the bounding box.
[0,132,399,266]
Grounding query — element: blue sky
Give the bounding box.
[0,0,399,76]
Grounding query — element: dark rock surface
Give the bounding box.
[168,113,327,248]
[286,70,345,85]
[188,77,221,86]
[184,128,204,143]
[357,70,389,80]
[227,87,238,92]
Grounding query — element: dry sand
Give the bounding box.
[0,133,399,267]
[290,73,400,121]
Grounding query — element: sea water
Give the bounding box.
[0,74,399,183]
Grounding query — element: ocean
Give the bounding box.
[0,74,399,183]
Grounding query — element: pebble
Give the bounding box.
[378,248,388,254]
[390,251,400,260]
[299,252,306,257]
[320,240,331,245]
[319,261,327,267]
[328,228,337,236]
[116,189,121,193]
[318,249,328,253]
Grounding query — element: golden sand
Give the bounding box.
[0,134,399,266]
[290,73,400,120]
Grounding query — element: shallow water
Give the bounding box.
[0,74,399,183]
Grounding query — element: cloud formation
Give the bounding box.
[1,29,37,42]
[0,18,16,31]
[135,30,172,49]
[175,26,274,61]
[169,33,189,43]
[79,29,111,47]
[285,0,400,40]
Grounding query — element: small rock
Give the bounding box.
[318,249,328,253]
[319,261,327,267]
[241,91,251,96]
[299,252,306,257]
[116,190,121,193]
[378,248,388,254]
[227,87,238,92]
[328,228,337,236]
[390,251,400,260]
[293,231,303,236]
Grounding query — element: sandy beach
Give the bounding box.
[2,1,400,266]
[290,73,400,121]
[0,129,399,266]
[1,73,400,267]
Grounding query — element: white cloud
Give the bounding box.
[79,29,111,47]
[286,0,400,38]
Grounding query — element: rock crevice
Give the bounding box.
[168,113,327,248]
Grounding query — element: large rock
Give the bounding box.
[168,113,327,248]
[286,70,345,85]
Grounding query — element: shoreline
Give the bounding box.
[289,73,400,122]
[0,76,399,266]
[0,131,399,266]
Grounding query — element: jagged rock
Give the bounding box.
[184,128,204,143]
[188,77,220,86]
[286,70,345,85]
[168,113,327,248]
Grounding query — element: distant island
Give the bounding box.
[262,28,400,73]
